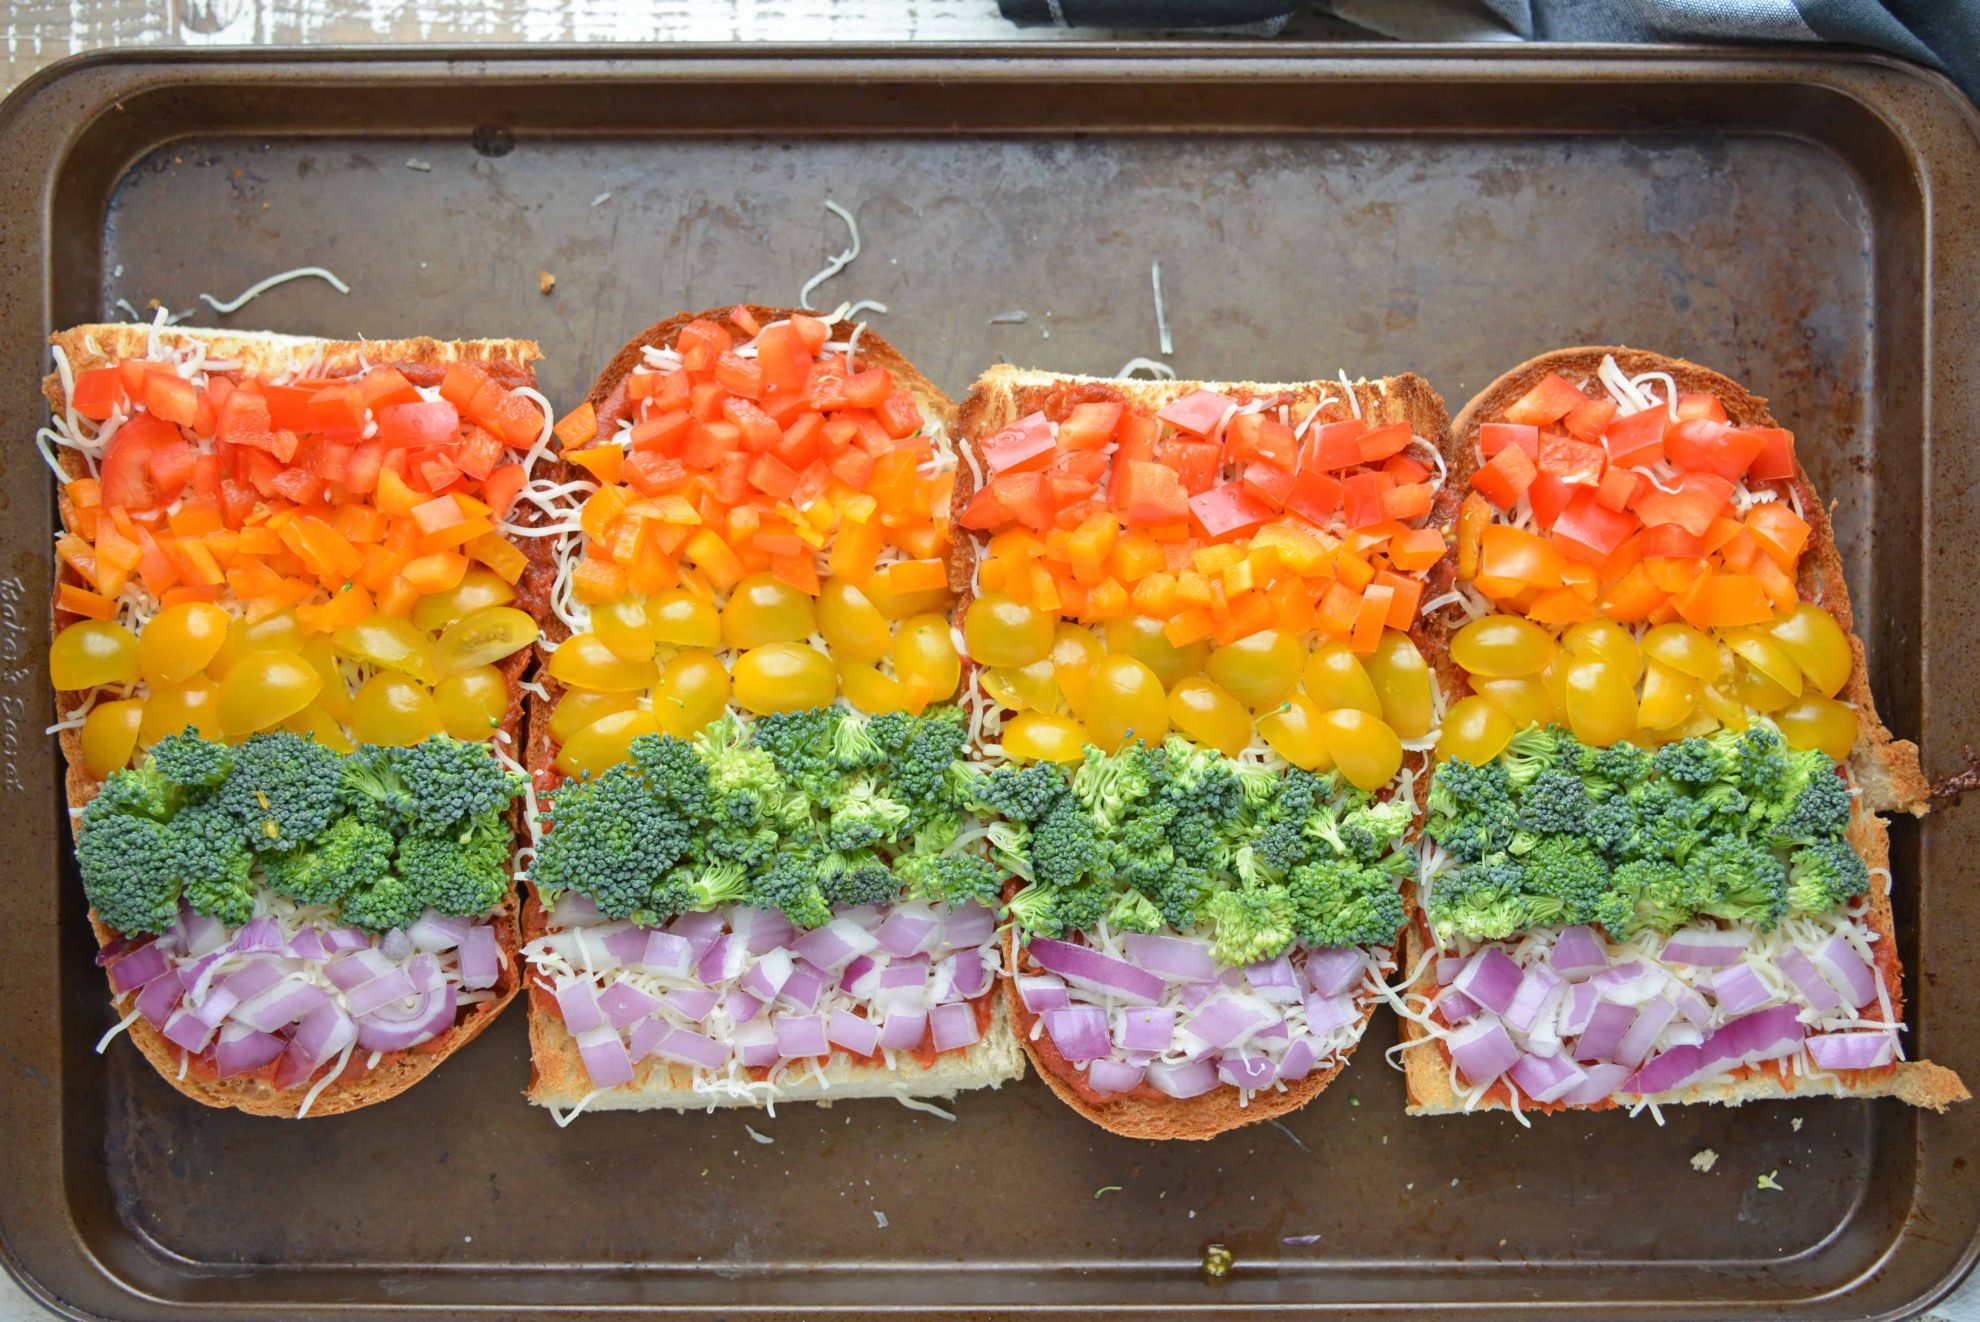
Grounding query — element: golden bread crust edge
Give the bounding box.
[49,324,543,1117]
[1403,345,1961,1116]
[954,366,1452,1138]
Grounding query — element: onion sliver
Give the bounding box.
[1028,937,1164,1005]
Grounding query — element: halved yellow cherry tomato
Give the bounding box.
[300,636,355,723]
[1734,661,1796,713]
[648,589,721,649]
[1167,677,1250,757]
[334,613,438,685]
[557,710,663,778]
[206,610,304,680]
[654,650,731,736]
[218,652,322,736]
[1086,655,1169,752]
[1257,694,1332,771]
[1104,616,1208,689]
[1700,683,1750,732]
[965,594,1055,668]
[817,579,891,663]
[138,603,229,687]
[1637,659,1700,731]
[1450,615,1556,679]
[733,643,835,715]
[1205,628,1303,710]
[279,704,355,754]
[349,673,444,746]
[722,572,816,650]
[1319,707,1403,792]
[546,632,656,693]
[1001,712,1089,764]
[1768,603,1851,699]
[434,606,538,678]
[411,569,515,633]
[1641,622,1723,684]
[1470,675,1556,730]
[838,659,909,715]
[1724,627,1802,698]
[1364,630,1435,739]
[864,572,950,622]
[434,664,509,740]
[1438,695,1515,765]
[1051,624,1104,718]
[1302,640,1381,715]
[981,662,1060,714]
[891,615,961,704]
[1774,695,1858,760]
[549,690,638,743]
[49,620,139,691]
[1562,619,1643,684]
[80,698,144,778]
[1563,655,1637,747]
[591,596,655,663]
[141,679,223,744]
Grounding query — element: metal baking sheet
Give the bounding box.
[0,45,1976,1320]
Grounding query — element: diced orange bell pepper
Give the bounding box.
[1388,526,1448,572]
[1374,570,1422,629]
[1745,502,1810,570]
[57,583,116,621]
[1675,571,1773,629]
[1317,581,1361,638]
[684,528,744,590]
[572,558,628,604]
[466,531,528,583]
[1350,583,1394,654]
[1085,578,1129,621]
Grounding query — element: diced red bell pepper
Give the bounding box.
[843,368,891,411]
[358,367,420,410]
[1551,488,1639,562]
[264,384,317,433]
[1471,444,1537,510]
[993,470,1055,530]
[1561,397,1618,441]
[1155,437,1220,495]
[1632,471,1735,537]
[1114,461,1188,526]
[145,438,195,502]
[1241,461,1295,509]
[1502,373,1587,426]
[631,409,693,453]
[753,323,812,392]
[1664,419,1764,481]
[1640,522,1707,558]
[1743,427,1796,482]
[1356,422,1413,463]
[746,452,800,500]
[1155,389,1236,437]
[1601,405,1667,470]
[1303,419,1366,472]
[1537,431,1607,486]
[676,319,732,372]
[70,368,125,421]
[1286,469,1344,525]
[1060,401,1124,451]
[1478,422,1539,460]
[1188,485,1274,540]
[980,411,1056,475]
[1343,472,1387,528]
[722,396,782,451]
[308,383,367,434]
[143,372,200,428]
[1528,473,1575,529]
[455,425,505,480]
[343,441,384,495]
[876,389,923,440]
[1676,392,1728,423]
[375,400,460,450]
[99,415,176,510]
[268,466,325,505]
[1593,466,1639,512]
[1226,412,1295,468]
[958,484,1006,530]
[1381,481,1434,522]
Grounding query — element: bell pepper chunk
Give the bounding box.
[1470,444,1536,511]
[1550,488,1639,563]
[1478,422,1540,460]
[1188,485,1275,540]
[1632,471,1735,537]
[1155,389,1237,437]
[1115,460,1190,526]
[1502,373,1587,427]
[979,411,1056,475]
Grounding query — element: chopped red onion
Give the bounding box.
[667,907,726,957]
[1434,952,1464,985]
[833,902,889,932]
[1146,1057,1220,1098]
[840,954,881,996]
[1560,982,1600,1036]
[928,957,961,1005]
[1592,961,1665,1006]
[378,928,412,961]
[778,960,831,1012]
[1305,992,1359,1036]
[1710,1003,1806,1065]
[322,926,370,954]
[1509,1051,1586,1103]
[773,1013,829,1059]
[292,1000,356,1068]
[1777,947,1841,1012]
[1277,1037,1318,1081]
[1659,927,1748,967]
[936,902,997,951]
[732,906,797,955]
[655,1026,730,1069]
[134,968,184,1027]
[1549,926,1608,979]
[662,985,719,1022]
[191,985,240,1028]
[1806,1031,1895,1072]
[1246,953,1301,1003]
[946,949,993,1001]
[1503,964,1563,1034]
[1670,984,1713,1030]
[1216,966,1246,988]
[827,1008,882,1056]
[1439,989,1481,1024]
[1252,1016,1290,1043]
[1620,1042,1706,1096]
[1813,937,1877,1009]
[1614,996,1677,1068]
[459,924,501,991]
[1177,980,1218,1010]
[1303,947,1366,999]
[874,903,939,958]
[550,891,602,926]
[355,982,455,1052]
[627,1017,668,1064]
[234,977,331,1032]
[1218,1054,1276,1090]
[407,953,443,994]
[108,941,170,994]
[599,925,648,966]
[222,960,287,1001]
[231,915,285,954]
[695,933,747,984]
[214,1024,286,1078]
[1028,937,1164,1005]
[1016,974,1070,1013]
[598,981,662,1029]
[96,935,132,967]
[1113,1007,1176,1054]
[1559,1062,1631,1105]
[1709,963,1772,1016]
[1574,1001,1637,1062]
[741,947,795,1001]
[271,1038,320,1091]
[873,963,929,1015]
[1087,1058,1148,1095]
[1123,932,1220,983]
[181,909,229,957]
[554,978,604,1034]
[161,1005,217,1052]
[733,1018,779,1068]
[325,948,395,990]
[576,1024,634,1087]
[1452,947,1523,1016]
[930,1002,981,1053]
[1182,994,1277,1050]
[877,1011,928,1051]
[793,918,880,972]
[1449,1017,1519,1084]
[722,990,762,1024]
[286,928,329,961]
[407,911,473,953]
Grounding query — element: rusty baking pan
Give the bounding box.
[0,44,1976,1321]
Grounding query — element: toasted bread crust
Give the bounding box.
[49,324,545,1117]
[954,365,1452,1139]
[522,307,1023,1111]
[1403,346,1963,1116]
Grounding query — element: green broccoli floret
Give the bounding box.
[528,764,693,918]
[385,736,525,835]
[627,733,713,821]
[1284,856,1407,948]
[698,717,811,832]
[1204,885,1296,964]
[172,803,257,926]
[827,778,913,851]
[147,728,235,795]
[89,763,184,822]
[1516,767,1592,836]
[76,813,184,935]
[1105,888,1164,934]
[1070,744,1167,830]
[1425,758,1519,862]
[1029,795,1107,888]
[745,847,833,929]
[1253,819,1311,875]
[1601,858,1707,939]
[397,818,512,918]
[1652,736,1726,788]
[1338,795,1413,863]
[1720,726,1789,802]
[1130,863,1218,932]
[639,859,751,926]
[819,851,901,908]
[1007,880,1109,941]
[867,706,972,821]
[339,873,426,933]
[975,761,1068,825]
[895,850,1000,909]
[1425,858,1527,944]
[1692,835,1788,929]
[1628,780,1713,864]
[749,707,848,798]
[1588,739,1654,793]
[1516,835,1609,928]
[1788,838,1871,914]
[1766,759,1853,846]
[263,816,396,908]
[1583,794,1639,858]
[339,745,415,827]
[1501,725,1561,788]
[215,731,346,852]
